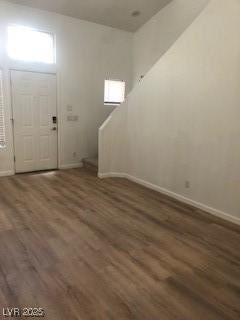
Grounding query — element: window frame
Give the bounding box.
[104,79,126,106]
[0,69,6,149]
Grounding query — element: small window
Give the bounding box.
[0,70,6,148]
[8,25,55,64]
[104,80,125,106]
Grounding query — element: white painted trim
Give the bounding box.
[98,172,240,226]
[59,162,83,170]
[98,172,128,179]
[0,170,14,177]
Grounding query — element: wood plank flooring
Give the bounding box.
[0,168,239,319]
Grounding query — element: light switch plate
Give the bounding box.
[67,105,73,112]
[67,115,79,122]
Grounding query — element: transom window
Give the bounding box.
[8,25,55,64]
[104,80,125,106]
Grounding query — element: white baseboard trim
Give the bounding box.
[98,172,240,226]
[98,172,127,179]
[0,170,15,177]
[59,162,83,170]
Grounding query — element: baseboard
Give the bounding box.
[98,172,240,226]
[0,170,15,177]
[59,162,83,170]
[98,172,127,179]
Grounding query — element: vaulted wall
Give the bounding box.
[99,0,240,224]
[0,0,133,175]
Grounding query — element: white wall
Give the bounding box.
[0,0,133,174]
[133,0,209,84]
[99,0,240,224]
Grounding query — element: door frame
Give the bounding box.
[10,69,61,173]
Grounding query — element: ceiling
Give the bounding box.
[7,0,172,32]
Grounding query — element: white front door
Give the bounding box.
[11,71,58,173]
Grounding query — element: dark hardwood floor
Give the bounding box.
[0,168,239,319]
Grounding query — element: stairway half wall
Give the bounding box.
[99,0,240,225]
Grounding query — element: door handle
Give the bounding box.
[51,127,57,131]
